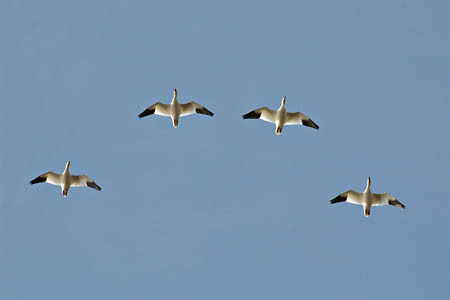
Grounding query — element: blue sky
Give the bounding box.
[1,0,450,299]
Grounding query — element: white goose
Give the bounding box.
[242,96,319,135]
[330,177,405,217]
[30,161,101,197]
[138,89,214,127]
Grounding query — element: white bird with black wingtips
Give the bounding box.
[242,96,319,135]
[30,161,101,197]
[330,177,405,217]
[138,89,214,127]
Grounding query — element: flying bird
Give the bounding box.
[30,161,101,197]
[138,89,214,127]
[330,177,405,217]
[242,96,319,135]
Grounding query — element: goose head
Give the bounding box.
[172,89,178,103]
[65,161,71,171]
[281,96,286,106]
[365,177,371,191]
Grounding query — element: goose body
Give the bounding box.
[138,89,214,127]
[330,177,405,217]
[242,96,319,135]
[30,161,101,197]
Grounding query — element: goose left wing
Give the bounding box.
[71,175,102,191]
[372,193,405,208]
[180,102,214,117]
[286,112,319,129]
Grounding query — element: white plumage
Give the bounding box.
[30,161,101,197]
[138,89,214,127]
[242,96,319,135]
[330,177,405,217]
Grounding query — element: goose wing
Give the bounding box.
[286,112,319,129]
[30,172,62,186]
[71,175,102,191]
[138,102,171,118]
[242,107,277,123]
[372,193,405,208]
[330,190,363,205]
[180,101,214,117]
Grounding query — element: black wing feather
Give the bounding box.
[242,111,261,119]
[330,195,347,204]
[87,181,102,191]
[138,108,155,118]
[196,107,214,116]
[302,118,319,130]
[30,176,46,185]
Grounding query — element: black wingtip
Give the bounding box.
[138,108,155,119]
[87,181,102,191]
[330,195,346,204]
[389,199,405,209]
[303,119,320,130]
[30,176,46,185]
[242,111,261,119]
[196,107,214,116]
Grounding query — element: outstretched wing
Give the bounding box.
[242,107,277,124]
[71,175,102,191]
[286,112,319,129]
[30,172,62,186]
[372,193,405,208]
[180,101,214,117]
[330,190,363,205]
[371,193,391,206]
[138,102,171,118]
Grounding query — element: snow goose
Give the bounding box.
[242,96,319,135]
[138,89,214,127]
[330,177,405,217]
[30,161,101,197]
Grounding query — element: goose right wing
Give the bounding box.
[330,190,363,205]
[30,172,62,186]
[138,102,171,118]
[242,107,277,124]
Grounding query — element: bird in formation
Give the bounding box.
[30,161,101,197]
[138,89,214,127]
[330,177,405,217]
[29,90,407,217]
[242,96,319,135]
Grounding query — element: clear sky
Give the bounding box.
[1,0,450,299]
